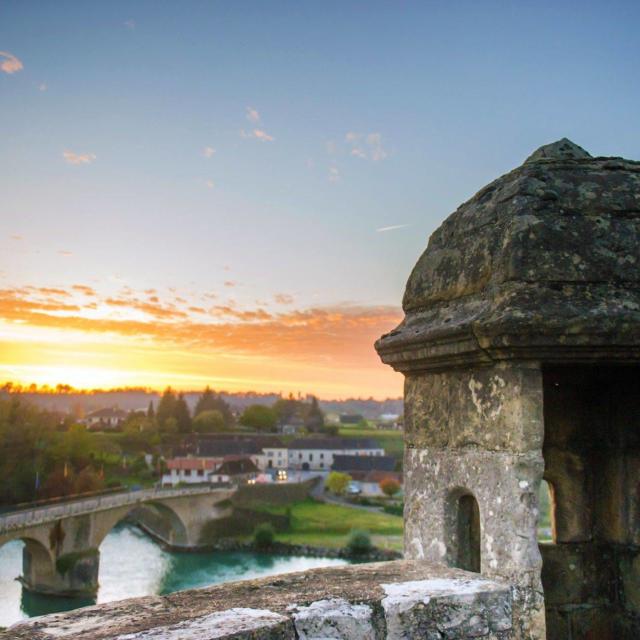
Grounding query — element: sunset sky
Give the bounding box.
[2,2,640,398]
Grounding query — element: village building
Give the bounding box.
[82,407,128,431]
[162,457,217,486]
[210,456,259,485]
[287,437,384,471]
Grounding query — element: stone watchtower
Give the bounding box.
[376,139,640,640]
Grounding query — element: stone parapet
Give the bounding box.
[6,560,514,640]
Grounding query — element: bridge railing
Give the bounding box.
[0,486,228,534]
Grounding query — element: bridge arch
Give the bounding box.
[0,534,56,593]
[91,500,189,550]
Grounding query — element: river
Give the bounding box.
[0,523,349,628]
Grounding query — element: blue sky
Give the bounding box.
[1,1,639,396]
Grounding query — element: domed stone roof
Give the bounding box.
[376,139,640,373]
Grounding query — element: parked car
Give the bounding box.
[346,482,361,495]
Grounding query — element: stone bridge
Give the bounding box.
[0,486,235,597]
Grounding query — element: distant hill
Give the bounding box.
[1,388,402,420]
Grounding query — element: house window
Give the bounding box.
[299,453,302,460]
[320,453,324,459]
[309,454,313,461]
[197,469,204,476]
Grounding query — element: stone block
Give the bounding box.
[114,608,293,640]
[540,543,605,606]
[381,577,512,639]
[618,548,640,615]
[543,607,570,640]
[405,364,543,454]
[291,598,375,640]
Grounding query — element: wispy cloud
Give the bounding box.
[205,179,215,189]
[202,146,215,158]
[253,129,274,142]
[345,131,387,162]
[10,235,23,241]
[240,108,274,142]
[63,151,96,165]
[274,293,294,305]
[246,107,260,123]
[0,51,23,74]
[376,224,409,233]
[224,280,236,288]
[328,167,340,183]
[124,19,136,30]
[38,83,47,92]
[58,250,73,256]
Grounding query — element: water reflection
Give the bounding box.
[0,524,348,628]
[21,590,95,619]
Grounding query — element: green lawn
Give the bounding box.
[254,498,404,551]
[337,427,404,461]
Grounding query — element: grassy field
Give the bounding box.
[254,498,404,551]
[337,426,404,462]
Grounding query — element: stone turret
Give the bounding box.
[377,140,640,640]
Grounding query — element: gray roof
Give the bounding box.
[288,438,381,450]
[331,455,396,473]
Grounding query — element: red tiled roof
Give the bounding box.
[167,457,218,471]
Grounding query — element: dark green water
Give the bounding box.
[0,523,348,628]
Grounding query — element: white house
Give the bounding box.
[82,408,128,431]
[161,457,217,486]
[287,438,385,471]
[256,445,289,470]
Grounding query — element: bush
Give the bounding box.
[383,502,404,516]
[379,477,401,497]
[346,528,372,555]
[325,471,351,495]
[253,522,275,549]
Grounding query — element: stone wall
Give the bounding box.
[6,560,514,640]
[403,361,546,640]
[541,365,640,640]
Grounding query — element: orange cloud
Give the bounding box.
[63,151,96,165]
[0,286,402,398]
[0,51,23,74]
[71,285,96,296]
[274,293,294,305]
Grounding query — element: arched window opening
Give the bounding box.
[456,493,481,573]
[537,479,555,543]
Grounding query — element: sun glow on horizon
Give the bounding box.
[0,287,403,399]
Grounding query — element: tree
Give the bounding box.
[272,394,300,426]
[240,404,277,432]
[304,395,324,432]
[174,394,192,433]
[193,409,226,433]
[74,466,105,494]
[195,387,233,426]
[156,388,177,431]
[379,477,401,497]
[40,466,75,498]
[325,471,351,495]
[346,529,372,555]
[146,400,155,420]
